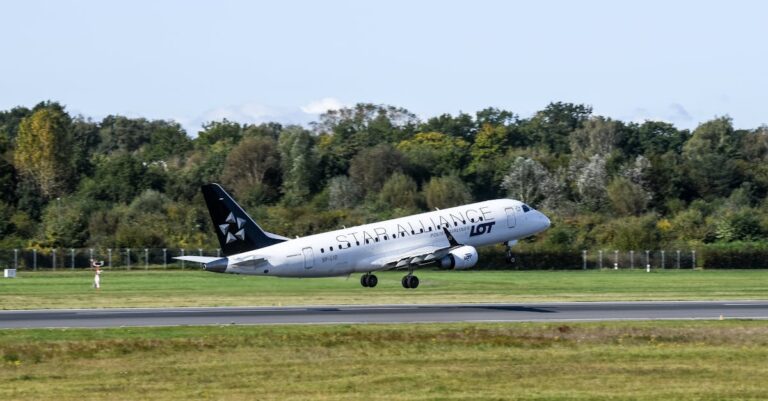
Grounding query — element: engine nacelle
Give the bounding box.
[440,245,478,270]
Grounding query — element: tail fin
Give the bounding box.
[201,183,288,256]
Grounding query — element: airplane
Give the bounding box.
[175,183,550,289]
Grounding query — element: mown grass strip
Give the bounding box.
[1,321,767,400]
[1,269,767,310]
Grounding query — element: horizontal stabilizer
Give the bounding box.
[173,256,221,264]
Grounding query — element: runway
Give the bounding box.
[2,301,768,329]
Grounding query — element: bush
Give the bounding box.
[699,242,768,269]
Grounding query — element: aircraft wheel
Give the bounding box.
[361,274,370,287]
[401,276,410,289]
[367,274,378,288]
[408,275,419,289]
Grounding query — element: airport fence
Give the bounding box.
[1,246,767,271]
[478,246,768,270]
[0,248,223,271]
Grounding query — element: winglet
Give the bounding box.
[442,227,460,247]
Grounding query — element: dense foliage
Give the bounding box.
[1,101,767,253]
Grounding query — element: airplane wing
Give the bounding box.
[173,255,268,267]
[229,254,269,268]
[173,256,220,264]
[370,227,463,270]
[369,245,450,270]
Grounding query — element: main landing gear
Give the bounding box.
[361,273,378,288]
[401,274,419,289]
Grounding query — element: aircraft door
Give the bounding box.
[302,247,314,269]
[505,207,516,228]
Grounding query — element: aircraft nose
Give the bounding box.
[537,211,551,232]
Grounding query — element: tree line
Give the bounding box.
[1,101,767,253]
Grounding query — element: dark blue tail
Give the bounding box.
[201,183,288,256]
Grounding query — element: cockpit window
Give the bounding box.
[522,204,531,213]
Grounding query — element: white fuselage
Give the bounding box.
[223,199,549,277]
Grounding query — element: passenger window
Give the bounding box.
[470,218,475,223]
[420,228,424,233]
[454,222,458,227]
[428,227,432,232]
[375,238,379,242]
[479,217,483,221]
[411,230,415,235]
[365,239,369,244]
[356,241,360,246]
[321,248,325,253]
[384,235,388,240]
[330,246,333,251]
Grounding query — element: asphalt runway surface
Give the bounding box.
[2,301,768,329]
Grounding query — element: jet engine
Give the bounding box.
[440,245,478,270]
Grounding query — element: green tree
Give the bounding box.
[41,198,90,247]
[143,122,192,161]
[606,176,650,216]
[194,119,242,148]
[423,175,472,210]
[327,176,362,209]
[501,157,551,206]
[569,117,625,160]
[349,144,405,198]
[378,173,420,211]
[97,115,155,153]
[315,103,418,177]
[80,154,166,204]
[221,136,282,205]
[397,132,469,179]
[14,107,73,198]
[524,102,592,154]
[419,112,476,142]
[683,117,741,198]
[279,126,317,206]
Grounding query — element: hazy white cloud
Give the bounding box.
[625,103,694,129]
[300,97,346,115]
[181,101,323,136]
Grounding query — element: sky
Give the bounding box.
[1,0,767,135]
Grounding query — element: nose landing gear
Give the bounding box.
[360,273,378,288]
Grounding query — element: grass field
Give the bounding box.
[1,320,767,400]
[1,269,766,310]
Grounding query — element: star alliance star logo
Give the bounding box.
[219,212,246,244]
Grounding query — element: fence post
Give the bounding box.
[598,250,603,269]
[70,248,75,269]
[692,250,696,269]
[645,250,650,272]
[33,249,37,271]
[89,248,94,264]
[614,250,619,270]
[144,248,149,270]
[163,248,167,269]
[14,249,18,270]
[127,248,131,270]
[661,250,665,269]
[108,248,112,269]
[676,250,681,269]
[630,250,634,269]
[181,248,185,270]
[52,249,57,271]
[216,248,221,258]
[582,250,587,270]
